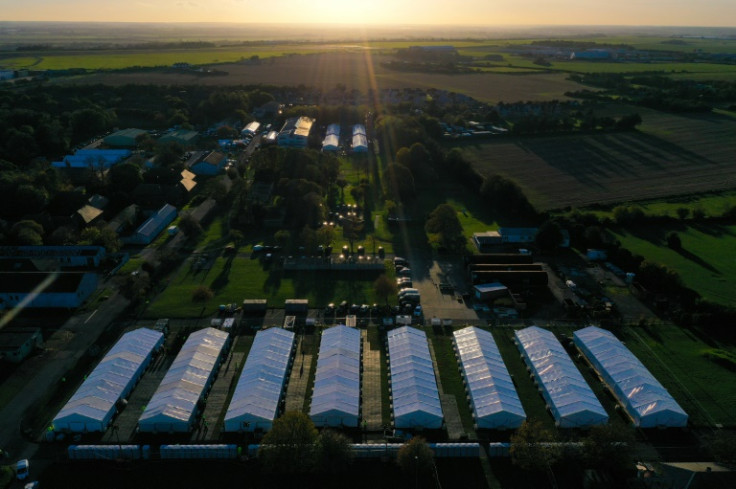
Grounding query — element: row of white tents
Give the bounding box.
[321,124,368,152]
[138,328,230,433]
[573,326,687,428]
[309,325,362,428]
[224,327,295,432]
[387,326,444,429]
[453,327,525,429]
[54,323,687,435]
[53,328,164,433]
[515,326,609,428]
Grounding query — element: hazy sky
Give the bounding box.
[2,0,735,26]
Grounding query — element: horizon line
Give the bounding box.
[1,20,736,29]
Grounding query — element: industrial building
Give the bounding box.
[277,116,314,148]
[322,124,340,152]
[352,124,368,153]
[0,272,98,309]
[124,204,177,245]
[103,128,147,148]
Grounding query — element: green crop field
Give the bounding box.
[0,45,328,71]
[610,223,736,306]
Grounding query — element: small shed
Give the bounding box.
[284,299,308,313]
[473,283,509,302]
[242,299,267,313]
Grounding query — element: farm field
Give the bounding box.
[457,106,736,210]
[55,52,584,103]
[578,190,736,219]
[610,223,736,306]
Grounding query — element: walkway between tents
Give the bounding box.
[284,334,316,413]
[361,329,383,431]
[426,338,470,440]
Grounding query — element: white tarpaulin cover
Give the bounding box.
[453,327,525,429]
[310,325,361,427]
[54,328,164,432]
[224,327,295,432]
[387,326,443,429]
[515,326,608,428]
[138,328,228,433]
[573,326,687,428]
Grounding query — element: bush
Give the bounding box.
[192,285,214,302]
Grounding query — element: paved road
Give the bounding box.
[0,290,129,464]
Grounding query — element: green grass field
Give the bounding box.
[610,223,736,306]
[580,191,736,220]
[619,323,736,427]
[143,254,389,318]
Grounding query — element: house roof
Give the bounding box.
[76,205,104,224]
[203,151,226,166]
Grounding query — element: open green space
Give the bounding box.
[610,223,736,306]
[619,323,736,427]
[143,252,391,318]
[579,191,736,220]
[0,45,330,71]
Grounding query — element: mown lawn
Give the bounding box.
[144,254,389,318]
[610,223,736,306]
[619,323,736,427]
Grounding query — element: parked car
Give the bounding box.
[397,268,412,277]
[16,459,29,480]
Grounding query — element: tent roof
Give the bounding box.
[139,328,227,428]
[516,326,607,427]
[387,327,443,427]
[54,328,163,428]
[453,327,525,427]
[225,328,295,428]
[310,326,361,421]
[573,326,687,427]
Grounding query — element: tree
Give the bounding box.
[312,429,353,476]
[510,419,561,472]
[118,270,150,304]
[536,220,564,253]
[425,203,464,251]
[10,220,44,245]
[384,163,415,203]
[480,175,536,218]
[708,430,736,466]
[274,229,292,250]
[178,212,203,238]
[666,231,682,250]
[191,285,213,302]
[374,274,397,306]
[581,424,635,479]
[396,437,434,483]
[79,226,121,253]
[109,162,143,193]
[676,207,690,220]
[259,411,318,475]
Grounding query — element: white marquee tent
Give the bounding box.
[515,326,608,428]
[573,326,687,428]
[53,328,164,433]
[387,326,443,429]
[310,325,361,428]
[453,327,525,429]
[224,327,295,432]
[138,328,229,433]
